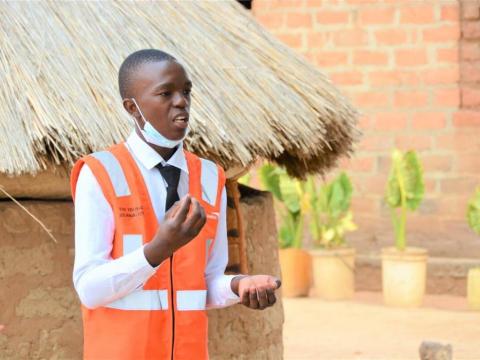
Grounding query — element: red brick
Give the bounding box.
[463,21,480,39]
[436,48,459,63]
[341,155,376,173]
[395,135,433,151]
[461,61,480,82]
[316,10,350,24]
[332,29,368,46]
[435,133,479,151]
[276,33,303,49]
[361,176,391,195]
[400,5,435,24]
[255,0,304,10]
[412,112,447,130]
[436,198,469,218]
[453,110,480,127]
[305,0,323,7]
[354,50,389,66]
[351,197,379,214]
[254,13,284,28]
[423,179,438,195]
[423,25,460,42]
[395,48,428,66]
[422,155,453,172]
[286,11,313,28]
[306,33,328,48]
[354,91,391,108]
[394,91,428,108]
[330,71,363,86]
[462,3,480,20]
[423,68,459,84]
[462,86,480,107]
[457,154,480,173]
[369,70,419,86]
[434,87,459,107]
[360,136,395,151]
[441,177,479,195]
[359,7,395,25]
[461,42,480,60]
[358,115,373,129]
[375,29,408,46]
[374,113,408,131]
[315,51,348,67]
[441,4,459,21]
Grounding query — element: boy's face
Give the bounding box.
[124,60,192,141]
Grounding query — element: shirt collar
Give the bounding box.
[126,131,189,174]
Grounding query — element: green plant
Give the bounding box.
[259,163,307,249]
[307,172,357,248]
[238,172,252,186]
[467,187,480,235]
[385,149,424,251]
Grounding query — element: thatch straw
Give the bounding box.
[0,1,359,179]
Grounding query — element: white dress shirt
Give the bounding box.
[73,131,240,310]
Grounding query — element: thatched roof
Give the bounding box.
[0,1,359,179]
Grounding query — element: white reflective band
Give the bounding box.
[105,289,168,311]
[176,290,207,311]
[200,158,218,206]
[123,234,142,255]
[91,151,131,197]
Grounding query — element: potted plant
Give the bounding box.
[382,149,427,307]
[308,172,357,300]
[260,163,312,297]
[467,187,480,311]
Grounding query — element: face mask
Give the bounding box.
[130,98,189,148]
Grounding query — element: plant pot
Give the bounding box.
[278,248,312,297]
[310,247,356,300]
[381,247,428,307]
[467,267,480,311]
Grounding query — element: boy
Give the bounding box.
[71,49,280,359]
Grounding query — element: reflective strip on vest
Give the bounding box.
[105,289,169,311]
[91,151,131,197]
[176,290,207,311]
[123,234,142,255]
[200,158,218,206]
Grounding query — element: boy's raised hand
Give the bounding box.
[144,195,206,266]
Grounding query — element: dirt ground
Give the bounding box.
[283,292,480,360]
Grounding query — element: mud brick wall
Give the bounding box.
[252,0,480,257]
[0,190,283,359]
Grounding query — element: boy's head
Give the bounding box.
[119,49,192,143]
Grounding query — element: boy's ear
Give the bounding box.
[123,98,137,117]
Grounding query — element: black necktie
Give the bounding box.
[156,164,181,212]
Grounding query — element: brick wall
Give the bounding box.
[252,0,480,257]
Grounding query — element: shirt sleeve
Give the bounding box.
[205,187,242,309]
[72,164,158,309]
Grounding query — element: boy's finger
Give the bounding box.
[172,195,191,225]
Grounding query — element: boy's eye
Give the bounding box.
[184,89,192,96]
[159,91,171,97]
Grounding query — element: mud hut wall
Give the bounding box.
[0,191,283,359]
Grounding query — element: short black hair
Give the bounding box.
[118,49,177,99]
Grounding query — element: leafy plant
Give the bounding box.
[308,172,357,249]
[238,172,252,186]
[467,187,480,235]
[385,149,424,251]
[259,163,307,249]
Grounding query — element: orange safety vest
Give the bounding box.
[70,143,225,360]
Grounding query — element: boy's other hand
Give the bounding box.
[232,275,281,310]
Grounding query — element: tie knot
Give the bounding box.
[157,164,181,189]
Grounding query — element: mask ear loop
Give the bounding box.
[130,98,146,130]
